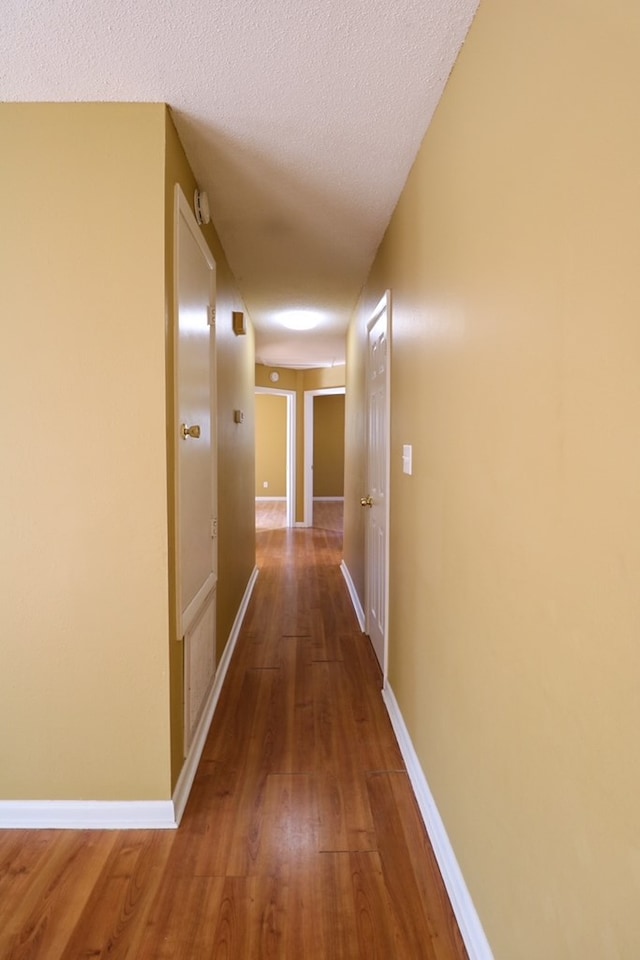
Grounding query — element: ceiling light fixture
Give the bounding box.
[277,309,323,331]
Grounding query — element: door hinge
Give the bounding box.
[208,306,216,327]
[210,518,218,539]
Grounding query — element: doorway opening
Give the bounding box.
[304,387,346,531]
[255,387,296,530]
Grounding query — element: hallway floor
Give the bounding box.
[0,521,467,959]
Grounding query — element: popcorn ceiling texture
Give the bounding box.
[0,0,479,366]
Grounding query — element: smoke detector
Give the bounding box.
[194,189,210,225]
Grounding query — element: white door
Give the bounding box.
[363,293,390,675]
[175,186,217,750]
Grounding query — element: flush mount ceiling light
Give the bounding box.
[277,309,323,331]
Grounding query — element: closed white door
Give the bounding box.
[364,293,390,675]
[175,186,217,749]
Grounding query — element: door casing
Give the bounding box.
[364,291,391,679]
[174,184,217,751]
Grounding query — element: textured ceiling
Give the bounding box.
[0,0,479,367]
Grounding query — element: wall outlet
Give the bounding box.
[263,481,269,488]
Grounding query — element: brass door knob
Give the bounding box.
[360,496,373,507]
[181,423,201,439]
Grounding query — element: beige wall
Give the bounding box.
[255,364,345,521]
[165,113,256,786]
[313,394,345,497]
[344,1,640,956]
[255,394,287,497]
[0,104,170,800]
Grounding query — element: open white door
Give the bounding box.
[175,186,217,751]
[363,292,390,676]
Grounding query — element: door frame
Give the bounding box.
[255,386,296,528]
[303,386,346,527]
[364,291,391,681]
[174,184,217,751]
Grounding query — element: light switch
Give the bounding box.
[402,444,413,475]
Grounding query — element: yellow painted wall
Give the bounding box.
[345,1,640,956]
[313,394,345,497]
[303,366,345,392]
[255,365,345,521]
[255,394,287,497]
[0,104,170,800]
[164,113,256,787]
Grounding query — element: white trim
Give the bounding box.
[0,800,176,830]
[255,387,296,527]
[382,683,494,960]
[255,496,286,502]
[303,386,346,527]
[175,185,215,268]
[173,565,259,825]
[180,572,216,637]
[173,182,217,647]
[313,496,344,502]
[340,560,365,632]
[0,566,260,832]
[365,290,391,681]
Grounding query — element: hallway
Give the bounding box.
[0,522,467,959]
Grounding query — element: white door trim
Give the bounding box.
[173,185,216,641]
[303,386,346,527]
[255,387,296,528]
[365,291,391,680]
[174,184,217,754]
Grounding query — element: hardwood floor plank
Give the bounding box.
[0,831,58,920]
[58,831,173,959]
[247,773,318,876]
[339,632,406,773]
[315,770,377,853]
[3,831,116,960]
[367,771,469,960]
[332,850,400,959]
[138,876,226,959]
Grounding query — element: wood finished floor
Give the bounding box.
[255,499,344,532]
[0,517,468,959]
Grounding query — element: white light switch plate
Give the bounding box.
[402,444,413,475]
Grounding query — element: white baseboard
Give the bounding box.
[0,799,176,830]
[313,496,344,502]
[382,683,494,960]
[255,496,286,501]
[340,560,365,632]
[0,567,260,832]
[172,565,259,825]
